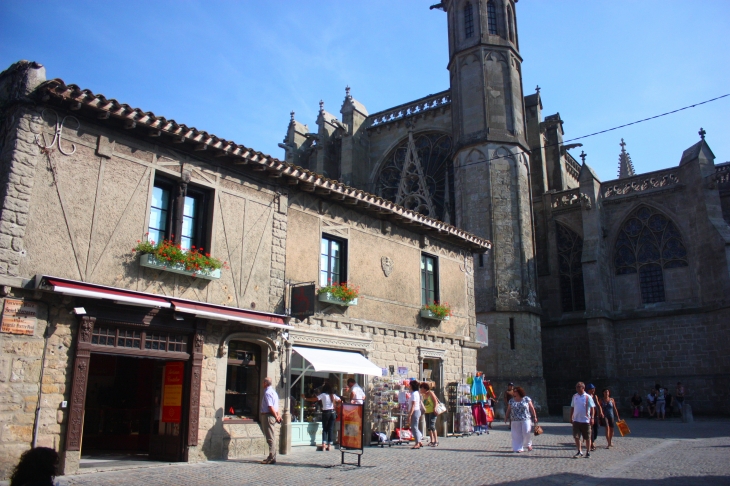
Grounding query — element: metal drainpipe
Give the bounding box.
[280,339,292,455]
[32,320,52,448]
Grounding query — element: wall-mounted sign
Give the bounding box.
[397,366,408,376]
[1,299,38,336]
[476,322,488,346]
[162,362,184,423]
[291,284,315,320]
[381,368,388,376]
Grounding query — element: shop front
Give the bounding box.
[37,276,291,472]
[286,340,382,447]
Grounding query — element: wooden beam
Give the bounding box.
[69,101,81,111]
[97,111,110,120]
[194,144,207,151]
[149,129,161,137]
[124,120,136,129]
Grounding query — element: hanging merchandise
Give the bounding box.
[471,373,488,403]
[485,380,496,400]
[447,382,474,437]
[369,376,410,447]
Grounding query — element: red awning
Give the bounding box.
[40,276,290,329]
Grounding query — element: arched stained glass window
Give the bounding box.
[487,1,498,35]
[557,224,585,312]
[614,206,688,304]
[464,2,474,38]
[376,132,455,222]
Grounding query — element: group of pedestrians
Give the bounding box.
[632,382,684,419]
[571,382,621,458]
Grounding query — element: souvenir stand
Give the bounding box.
[369,376,410,447]
[447,381,473,437]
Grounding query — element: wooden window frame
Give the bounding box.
[150,175,211,251]
[320,234,348,287]
[421,253,440,305]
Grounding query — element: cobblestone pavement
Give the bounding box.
[41,420,730,485]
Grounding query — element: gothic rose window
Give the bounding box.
[376,132,455,223]
[614,206,688,304]
[556,224,585,312]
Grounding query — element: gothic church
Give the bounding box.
[280,0,730,414]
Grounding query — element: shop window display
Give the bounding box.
[225,341,261,421]
[289,351,363,445]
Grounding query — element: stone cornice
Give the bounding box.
[418,346,447,360]
[289,329,373,352]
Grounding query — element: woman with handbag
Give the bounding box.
[504,387,538,452]
[419,382,441,447]
[407,380,424,449]
[600,388,621,448]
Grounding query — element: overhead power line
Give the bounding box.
[456,92,730,170]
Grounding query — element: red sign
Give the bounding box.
[162,362,184,423]
[340,403,364,450]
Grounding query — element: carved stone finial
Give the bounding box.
[535,85,541,94]
[617,138,636,179]
[345,85,351,98]
[579,150,587,164]
[699,127,706,140]
[290,111,295,122]
[319,100,324,112]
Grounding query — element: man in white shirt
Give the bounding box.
[260,377,281,464]
[570,382,594,459]
[347,378,366,404]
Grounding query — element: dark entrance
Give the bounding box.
[81,354,183,462]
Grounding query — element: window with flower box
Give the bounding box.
[149,176,210,251]
[421,253,439,305]
[320,235,347,287]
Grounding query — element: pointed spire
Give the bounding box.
[617,138,636,179]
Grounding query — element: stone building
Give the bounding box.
[0,60,488,478]
[280,0,730,416]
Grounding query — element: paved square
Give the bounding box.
[47,419,730,485]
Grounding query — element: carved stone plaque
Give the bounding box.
[381,256,394,277]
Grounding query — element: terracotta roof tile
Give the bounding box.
[38,78,491,251]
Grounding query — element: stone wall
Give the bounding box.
[0,290,76,480]
[612,309,730,414]
[541,322,590,414]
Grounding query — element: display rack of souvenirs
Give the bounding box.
[369,376,411,447]
[447,381,473,437]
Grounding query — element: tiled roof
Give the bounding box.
[38,79,491,251]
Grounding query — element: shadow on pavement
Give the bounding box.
[485,473,730,485]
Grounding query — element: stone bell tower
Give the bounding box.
[438,0,546,407]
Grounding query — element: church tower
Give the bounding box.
[441,0,546,404]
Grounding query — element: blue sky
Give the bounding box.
[1,1,728,181]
